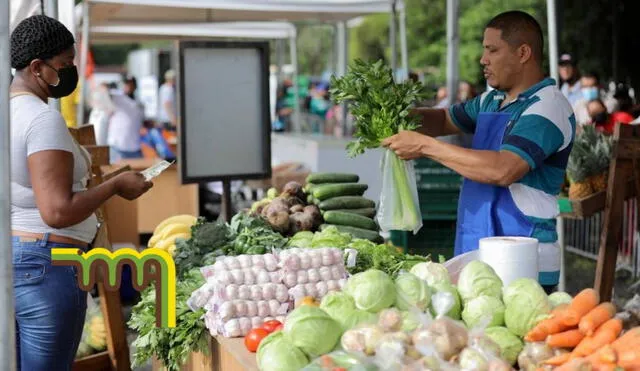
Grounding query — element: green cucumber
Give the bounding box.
[307,194,315,204]
[323,211,378,231]
[328,208,377,218]
[306,173,360,184]
[318,196,376,210]
[312,183,368,201]
[320,224,383,243]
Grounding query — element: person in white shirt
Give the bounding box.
[107,89,144,162]
[157,69,177,130]
[559,54,582,106]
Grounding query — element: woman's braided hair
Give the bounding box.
[11,15,75,70]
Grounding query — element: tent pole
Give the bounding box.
[289,32,301,133]
[547,0,559,82]
[336,21,349,135]
[77,1,90,127]
[276,39,284,85]
[399,1,409,81]
[389,0,397,74]
[446,0,459,105]
[45,0,61,111]
[0,0,17,368]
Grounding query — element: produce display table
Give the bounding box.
[111,158,199,235]
[152,336,258,371]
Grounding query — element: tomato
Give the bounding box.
[261,320,282,333]
[244,328,269,352]
[273,323,284,332]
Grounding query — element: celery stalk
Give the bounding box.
[389,150,420,230]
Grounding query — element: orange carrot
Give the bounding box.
[586,345,618,364]
[554,357,592,371]
[562,288,600,326]
[547,329,587,348]
[573,318,623,357]
[525,304,572,342]
[612,328,640,351]
[544,352,571,366]
[579,302,616,336]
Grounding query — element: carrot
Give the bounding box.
[562,288,600,326]
[611,328,640,351]
[572,318,623,357]
[579,302,616,336]
[544,352,572,366]
[586,345,618,364]
[547,329,587,348]
[525,304,572,342]
[616,348,640,368]
[554,357,592,371]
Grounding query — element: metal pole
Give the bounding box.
[389,0,397,74]
[446,0,459,104]
[289,33,301,133]
[558,217,566,291]
[0,0,17,368]
[275,39,284,85]
[77,1,90,127]
[336,21,349,136]
[45,0,61,111]
[398,1,409,81]
[546,0,559,82]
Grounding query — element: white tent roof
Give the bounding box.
[89,21,297,43]
[83,0,399,25]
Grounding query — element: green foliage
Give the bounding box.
[329,59,425,157]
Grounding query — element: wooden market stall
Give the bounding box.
[559,124,640,302]
[152,337,257,371]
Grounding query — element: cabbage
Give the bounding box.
[287,231,314,248]
[395,272,432,311]
[457,261,503,303]
[503,278,552,337]
[430,283,462,320]
[257,331,309,371]
[320,292,357,318]
[311,226,352,248]
[344,269,396,312]
[461,295,505,329]
[484,326,524,365]
[458,347,489,370]
[284,306,343,358]
[548,291,573,309]
[409,262,451,286]
[401,311,420,332]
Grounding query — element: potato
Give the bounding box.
[290,204,305,213]
[267,210,290,233]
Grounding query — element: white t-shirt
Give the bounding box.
[157,83,175,123]
[108,93,144,152]
[10,95,98,243]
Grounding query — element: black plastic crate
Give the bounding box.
[390,220,456,260]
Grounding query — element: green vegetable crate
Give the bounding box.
[390,158,462,259]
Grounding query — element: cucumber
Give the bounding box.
[307,195,316,204]
[318,196,376,210]
[306,173,360,184]
[320,224,383,243]
[328,208,377,218]
[312,183,368,201]
[323,211,378,231]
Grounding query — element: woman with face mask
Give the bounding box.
[587,99,633,135]
[9,15,153,370]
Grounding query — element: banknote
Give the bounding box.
[141,160,174,181]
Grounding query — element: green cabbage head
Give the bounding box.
[395,272,432,311]
[344,269,396,312]
[284,306,343,358]
[409,261,451,286]
[457,261,503,303]
[503,278,552,337]
[320,291,376,332]
[430,283,462,320]
[548,291,573,309]
[257,331,309,371]
[484,326,524,365]
[461,295,505,329]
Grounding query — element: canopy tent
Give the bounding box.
[76,0,409,132]
[88,21,297,43]
[83,21,298,124]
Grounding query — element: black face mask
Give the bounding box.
[592,112,608,124]
[39,63,79,98]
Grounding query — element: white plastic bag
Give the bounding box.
[376,149,423,234]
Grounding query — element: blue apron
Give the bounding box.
[454,112,535,256]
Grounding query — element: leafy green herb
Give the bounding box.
[173,218,232,278]
[129,269,207,371]
[347,238,430,278]
[329,59,425,158]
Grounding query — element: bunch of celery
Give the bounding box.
[329,59,425,232]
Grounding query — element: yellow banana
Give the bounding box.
[155,233,190,251]
[148,233,162,248]
[153,214,198,235]
[167,244,177,257]
[159,223,192,240]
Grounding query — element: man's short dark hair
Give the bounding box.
[486,10,544,64]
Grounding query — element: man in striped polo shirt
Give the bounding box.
[383,10,575,293]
